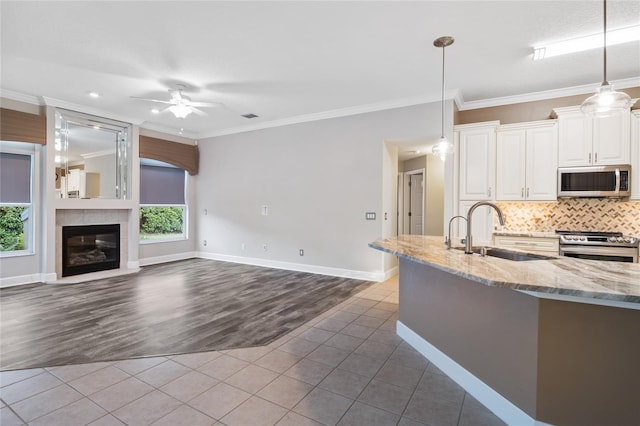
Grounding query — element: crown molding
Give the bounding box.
[41,96,145,126]
[458,77,640,111]
[198,92,454,139]
[0,89,43,106]
[138,121,199,140]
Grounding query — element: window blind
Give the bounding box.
[140,164,185,205]
[0,152,31,203]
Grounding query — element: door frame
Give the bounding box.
[401,168,425,235]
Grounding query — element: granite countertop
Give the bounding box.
[369,235,640,305]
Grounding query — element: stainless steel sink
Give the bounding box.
[454,246,554,261]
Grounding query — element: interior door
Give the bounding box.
[409,173,424,235]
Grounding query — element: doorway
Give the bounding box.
[401,169,425,235]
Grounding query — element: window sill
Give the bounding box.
[0,250,35,259]
[139,237,188,245]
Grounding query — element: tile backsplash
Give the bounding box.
[496,199,640,236]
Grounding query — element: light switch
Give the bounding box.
[261,205,269,216]
[365,212,376,220]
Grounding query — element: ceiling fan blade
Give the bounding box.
[188,101,224,107]
[190,107,207,116]
[130,96,174,105]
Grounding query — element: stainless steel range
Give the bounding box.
[556,230,639,263]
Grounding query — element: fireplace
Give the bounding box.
[62,224,120,277]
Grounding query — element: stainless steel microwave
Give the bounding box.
[557,165,631,198]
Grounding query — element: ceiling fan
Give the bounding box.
[131,84,222,118]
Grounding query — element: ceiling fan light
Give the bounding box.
[580,83,633,117]
[432,137,453,161]
[168,104,192,119]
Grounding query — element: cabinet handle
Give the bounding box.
[595,152,598,163]
[526,188,530,198]
[521,188,524,198]
[589,152,592,164]
[488,187,492,197]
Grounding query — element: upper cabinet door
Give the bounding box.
[557,111,592,166]
[458,124,496,200]
[496,129,526,200]
[525,124,558,200]
[592,112,630,165]
[556,106,631,167]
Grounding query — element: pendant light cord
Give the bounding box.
[603,0,608,84]
[441,44,446,139]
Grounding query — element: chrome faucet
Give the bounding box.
[445,215,467,249]
[465,201,505,254]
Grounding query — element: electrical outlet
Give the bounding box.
[203,240,207,246]
[262,243,268,251]
[299,249,304,256]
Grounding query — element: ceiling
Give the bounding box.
[1,1,639,146]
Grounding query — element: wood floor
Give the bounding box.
[0,259,372,371]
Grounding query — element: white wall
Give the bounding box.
[197,102,450,279]
[83,152,117,199]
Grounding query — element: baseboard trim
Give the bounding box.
[396,321,551,426]
[0,273,43,288]
[196,252,384,281]
[139,252,197,267]
[383,266,398,281]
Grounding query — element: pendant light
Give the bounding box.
[432,36,454,161]
[580,0,633,117]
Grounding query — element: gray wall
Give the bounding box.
[197,102,448,276]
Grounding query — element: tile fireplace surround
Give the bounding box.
[55,209,130,280]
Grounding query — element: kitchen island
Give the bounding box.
[370,235,639,426]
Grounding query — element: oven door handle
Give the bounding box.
[560,245,636,256]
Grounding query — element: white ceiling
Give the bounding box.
[1,1,639,142]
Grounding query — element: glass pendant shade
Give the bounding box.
[168,104,192,119]
[432,136,453,161]
[580,0,633,117]
[580,83,633,117]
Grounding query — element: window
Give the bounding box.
[0,149,34,255]
[139,161,187,242]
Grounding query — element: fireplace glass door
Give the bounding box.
[62,224,120,276]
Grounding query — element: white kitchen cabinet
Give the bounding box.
[555,106,630,166]
[459,201,496,246]
[457,121,498,200]
[62,169,100,198]
[496,121,558,201]
[493,235,559,256]
[631,110,640,200]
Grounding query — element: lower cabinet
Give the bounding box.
[493,235,559,256]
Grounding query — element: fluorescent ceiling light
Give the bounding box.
[533,25,640,60]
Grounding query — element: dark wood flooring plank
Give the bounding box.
[0,259,372,370]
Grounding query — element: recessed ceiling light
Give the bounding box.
[533,24,640,60]
[151,108,160,114]
[241,113,259,119]
[88,91,100,98]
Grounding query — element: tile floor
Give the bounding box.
[0,277,505,426]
